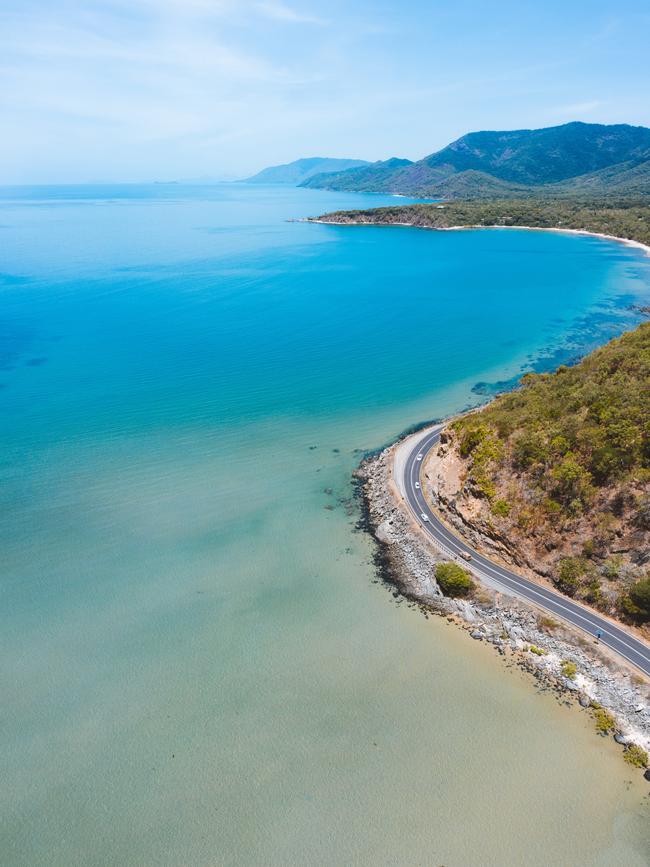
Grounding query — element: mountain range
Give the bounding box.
[242,157,369,185]
[292,123,650,199]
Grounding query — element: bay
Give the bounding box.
[1,183,649,865]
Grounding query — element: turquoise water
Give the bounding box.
[1,183,650,865]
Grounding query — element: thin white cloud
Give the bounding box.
[255,2,325,25]
[0,0,339,181]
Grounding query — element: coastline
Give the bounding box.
[325,210,650,768]
[357,426,650,768]
[308,218,650,258]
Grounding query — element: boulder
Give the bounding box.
[453,599,477,623]
[375,521,394,544]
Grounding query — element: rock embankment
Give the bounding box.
[357,438,650,768]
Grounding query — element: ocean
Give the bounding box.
[1,182,649,865]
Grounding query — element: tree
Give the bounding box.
[459,425,489,458]
[622,576,650,621]
[513,430,548,469]
[554,557,587,596]
[435,562,475,597]
[551,454,593,505]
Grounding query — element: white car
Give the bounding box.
[420,513,429,522]
[414,481,420,489]
[460,551,472,562]
[416,453,423,461]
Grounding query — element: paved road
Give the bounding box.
[403,426,650,676]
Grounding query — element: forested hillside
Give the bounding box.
[314,199,650,247]
[436,324,650,626]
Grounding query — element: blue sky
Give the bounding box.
[1,0,649,183]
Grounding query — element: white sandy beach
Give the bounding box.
[310,218,650,258]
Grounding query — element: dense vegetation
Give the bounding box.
[435,562,475,597]
[449,324,650,622]
[302,122,650,198]
[316,199,650,248]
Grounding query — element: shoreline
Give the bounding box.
[307,218,650,258]
[356,427,650,769]
[333,210,650,769]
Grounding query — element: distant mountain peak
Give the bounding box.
[242,157,369,185]
[374,157,414,168]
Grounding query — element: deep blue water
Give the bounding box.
[1,183,650,865]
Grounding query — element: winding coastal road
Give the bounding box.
[402,425,650,677]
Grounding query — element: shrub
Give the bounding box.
[623,744,648,768]
[434,562,475,598]
[622,576,650,621]
[561,660,577,680]
[582,539,595,558]
[459,425,488,458]
[491,498,511,517]
[550,434,570,455]
[554,557,586,596]
[593,707,616,735]
[636,494,650,530]
[542,498,563,517]
[473,473,497,500]
[602,557,623,580]
[568,497,584,517]
[582,578,603,606]
[529,645,546,656]
[538,615,559,632]
[551,454,593,505]
[473,588,493,606]
[468,433,503,501]
[516,508,535,531]
[513,430,548,469]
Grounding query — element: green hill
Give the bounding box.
[421,122,650,185]
[551,158,650,197]
[301,122,650,199]
[303,157,413,192]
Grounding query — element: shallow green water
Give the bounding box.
[1,183,649,865]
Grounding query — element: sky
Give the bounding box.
[1,0,649,183]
